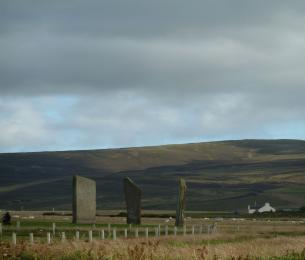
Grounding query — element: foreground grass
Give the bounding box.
[1,234,305,260]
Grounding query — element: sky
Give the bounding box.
[1,1,305,153]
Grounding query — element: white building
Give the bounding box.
[248,202,276,214]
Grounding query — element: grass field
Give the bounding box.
[1,213,305,259]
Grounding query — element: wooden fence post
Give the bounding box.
[88,230,93,242]
[29,233,34,244]
[12,233,17,245]
[47,232,51,244]
[61,232,66,242]
[113,229,117,240]
[174,226,177,236]
[52,223,56,235]
[75,231,80,240]
[145,227,149,238]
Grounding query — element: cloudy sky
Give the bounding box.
[1,1,305,152]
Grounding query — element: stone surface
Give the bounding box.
[123,177,142,224]
[73,175,96,224]
[175,178,187,226]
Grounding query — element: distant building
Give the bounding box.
[248,202,276,214]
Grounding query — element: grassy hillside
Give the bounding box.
[1,139,305,211]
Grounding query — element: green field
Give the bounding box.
[1,139,305,211]
[1,214,305,259]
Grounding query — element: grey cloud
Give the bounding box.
[1,1,305,97]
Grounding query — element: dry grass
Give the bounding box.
[1,234,305,260]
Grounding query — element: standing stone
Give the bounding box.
[175,178,187,227]
[123,177,142,224]
[73,175,96,224]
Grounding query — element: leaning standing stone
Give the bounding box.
[123,177,142,224]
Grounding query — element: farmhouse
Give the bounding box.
[248,202,276,214]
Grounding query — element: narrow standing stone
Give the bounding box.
[29,233,34,244]
[175,178,187,227]
[158,224,161,236]
[174,226,177,236]
[12,233,17,245]
[123,177,142,225]
[101,230,105,240]
[124,229,128,238]
[135,228,139,238]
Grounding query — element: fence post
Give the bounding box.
[16,221,20,230]
[101,229,105,240]
[113,229,117,240]
[29,233,34,244]
[12,233,17,245]
[75,231,79,240]
[47,232,51,244]
[158,224,161,236]
[135,228,139,238]
[61,232,66,242]
[155,227,158,237]
[174,226,177,236]
[52,223,56,235]
[108,224,111,236]
[88,230,93,242]
[145,227,149,238]
[124,229,128,238]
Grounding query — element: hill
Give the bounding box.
[1,139,305,211]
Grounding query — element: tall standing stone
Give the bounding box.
[73,175,96,224]
[175,178,187,227]
[123,177,142,224]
